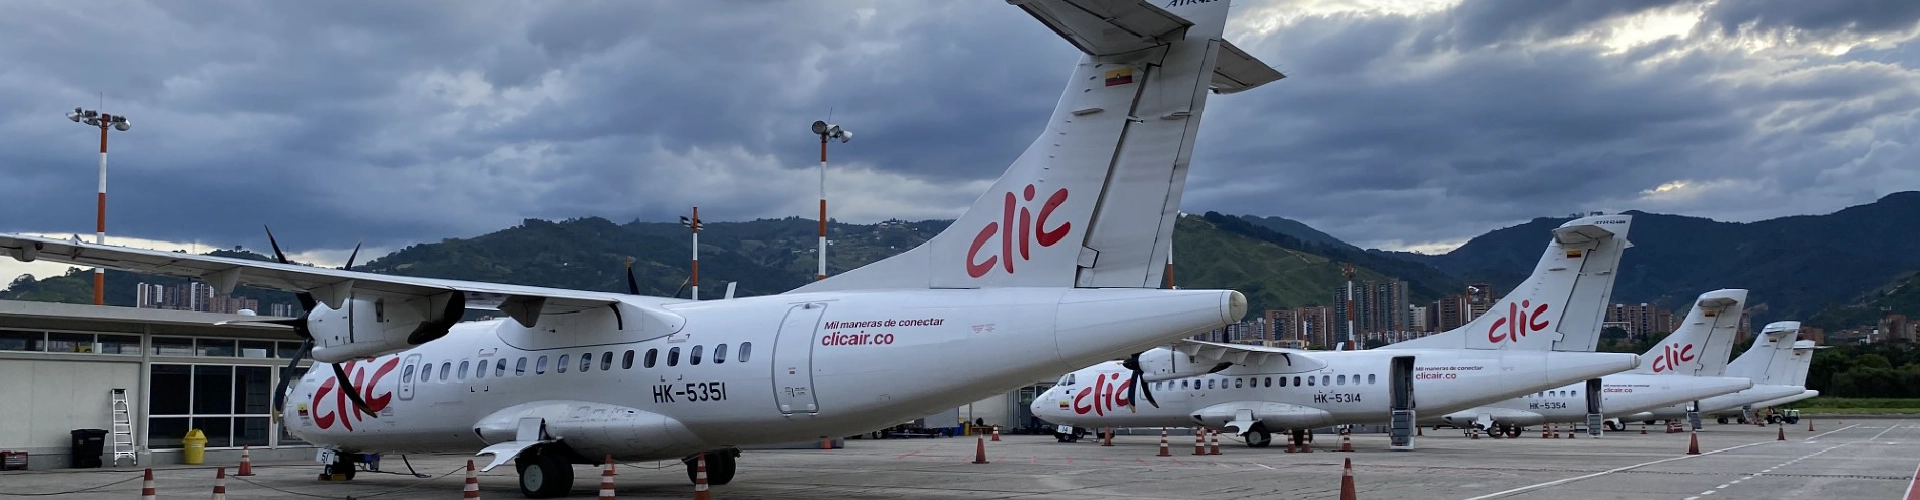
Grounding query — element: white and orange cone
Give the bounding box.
[1338,458,1358,500]
[693,453,710,500]
[140,468,155,500]
[598,455,617,500]
[1157,430,1171,457]
[236,445,254,476]
[991,426,1001,442]
[1193,429,1207,456]
[463,459,481,499]
[1208,429,1222,455]
[212,467,227,500]
[972,437,989,464]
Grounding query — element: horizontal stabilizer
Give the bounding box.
[1210,40,1284,94]
[1013,0,1192,56]
[1552,222,1619,245]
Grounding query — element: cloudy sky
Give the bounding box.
[3,0,1918,281]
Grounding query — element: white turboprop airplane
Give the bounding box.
[0,1,1280,496]
[1741,340,1821,412]
[1623,322,1810,424]
[1029,215,1642,447]
[1432,289,1756,436]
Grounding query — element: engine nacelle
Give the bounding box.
[1440,407,1545,427]
[1136,347,1229,381]
[1190,401,1335,432]
[309,292,463,363]
[473,401,702,460]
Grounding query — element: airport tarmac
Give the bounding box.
[3,418,1914,499]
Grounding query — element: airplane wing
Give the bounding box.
[1172,339,1328,372]
[0,233,642,328]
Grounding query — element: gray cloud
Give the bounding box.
[1,0,1917,267]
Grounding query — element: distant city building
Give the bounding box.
[134,282,258,315]
[1407,305,1428,332]
[1607,302,1675,339]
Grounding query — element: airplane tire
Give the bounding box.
[328,456,358,481]
[1716,417,1729,425]
[1247,426,1272,448]
[516,451,572,499]
[709,452,737,485]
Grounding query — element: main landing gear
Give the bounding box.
[685,449,739,486]
[1245,424,1272,448]
[514,446,573,499]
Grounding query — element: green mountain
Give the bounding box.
[1404,192,1920,327]
[1238,215,1358,251]
[4,215,1453,317]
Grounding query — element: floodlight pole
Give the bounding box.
[811,120,850,282]
[691,207,700,300]
[67,108,130,305]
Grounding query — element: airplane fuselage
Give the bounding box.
[1433,373,1752,427]
[1623,384,1809,421]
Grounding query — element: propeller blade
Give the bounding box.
[1122,352,1160,410]
[673,277,691,299]
[264,226,291,264]
[270,340,312,422]
[331,362,378,419]
[1137,371,1159,408]
[343,240,363,270]
[625,257,640,295]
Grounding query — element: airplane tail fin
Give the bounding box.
[1785,340,1820,386]
[790,0,1282,293]
[1726,321,1799,381]
[1632,289,1746,376]
[1382,215,1632,351]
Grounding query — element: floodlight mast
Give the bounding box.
[66,107,131,305]
[811,120,851,281]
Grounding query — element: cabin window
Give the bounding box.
[535,356,548,374]
[1280,376,1288,387]
[475,360,488,379]
[516,357,528,376]
[644,349,658,368]
[580,352,594,372]
[622,350,635,369]
[1264,377,1272,387]
[496,358,508,377]
[458,360,470,380]
[1234,378,1244,388]
[668,347,681,367]
[714,344,728,364]
[691,345,704,365]
[1337,375,1346,386]
[1207,379,1215,389]
[557,355,570,373]
[1322,375,1331,386]
[1181,380,1189,389]
[737,342,752,362]
[402,364,415,383]
[1306,376,1315,387]
[418,363,432,382]
[1368,374,1376,385]
[601,351,614,371]
[441,362,452,381]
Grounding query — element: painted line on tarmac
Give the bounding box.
[1806,423,1860,442]
[1902,460,1920,500]
[1458,440,1776,500]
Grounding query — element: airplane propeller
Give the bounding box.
[624,257,640,295]
[262,227,377,421]
[1120,352,1160,411]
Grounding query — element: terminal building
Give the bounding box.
[0,300,312,469]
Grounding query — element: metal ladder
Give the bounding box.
[109,389,136,466]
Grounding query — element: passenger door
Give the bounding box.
[772,303,826,415]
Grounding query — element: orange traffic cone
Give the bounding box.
[1340,432,1354,452]
[1193,429,1207,455]
[1808,419,1815,432]
[236,445,255,476]
[463,460,480,499]
[1102,427,1114,446]
[140,468,156,500]
[1157,430,1171,457]
[1777,426,1786,441]
[972,436,990,464]
[1338,458,1358,500]
[693,453,710,500]
[1470,427,1480,440]
[1686,431,1701,455]
[1641,424,1647,435]
[821,438,832,450]
[598,455,616,500]
[1208,429,1222,455]
[1416,426,1424,437]
[992,426,1002,442]
[212,467,227,500]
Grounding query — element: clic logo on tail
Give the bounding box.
[1069,372,1134,416]
[1488,300,1551,344]
[1651,343,1697,373]
[966,184,1070,278]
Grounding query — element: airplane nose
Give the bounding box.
[1051,289,1244,370]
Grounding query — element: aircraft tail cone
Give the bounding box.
[1157,430,1171,457]
[236,445,254,476]
[463,460,480,499]
[1338,458,1358,500]
[693,453,710,500]
[1686,432,1701,455]
[598,455,616,500]
[140,468,155,500]
[212,467,227,500]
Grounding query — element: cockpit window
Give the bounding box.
[1059,374,1076,386]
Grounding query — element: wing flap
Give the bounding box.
[1014,0,1192,56]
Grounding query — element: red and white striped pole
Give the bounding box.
[817,136,828,281]
[92,118,109,305]
[691,206,700,300]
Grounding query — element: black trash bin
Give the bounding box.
[70,429,107,468]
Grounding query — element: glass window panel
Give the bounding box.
[440,362,452,381]
[98,334,141,355]
[737,342,751,362]
[403,364,416,384]
[196,416,233,448]
[238,340,274,358]
[46,332,93,353]
[714,344,728,364]
[621,351,634,370]
[601,352,613,371]
[150,364,193,415]
[277,342,304,359]
[234,417,271,447]
[458,361,471,379]
[536,356,548,374]
[668,347,680,367]
[193,366,234,414]
[1369,374,1377,385]
[644,349,658,368]
[196,338,237,357]
[148,417,191,449]
[0,330,42,351]
[1234,378,1243,388]
[580,353,593,372]
[690,346,703,366]
[418,363,431,382]
[234,366,272,415]
[516,357,528,376]
[497,358,508,377]
[475,360,488,379]
[1322,376,1330,386]
[151,337,194,356]
[1338,375,1346,386]
[556,355,569,373]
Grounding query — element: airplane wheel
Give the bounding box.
[1247,426,1272,448]
[709,452,737,485]
[328,455,358,481]
[516,450,573,499]
[1716,417,1729,425]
